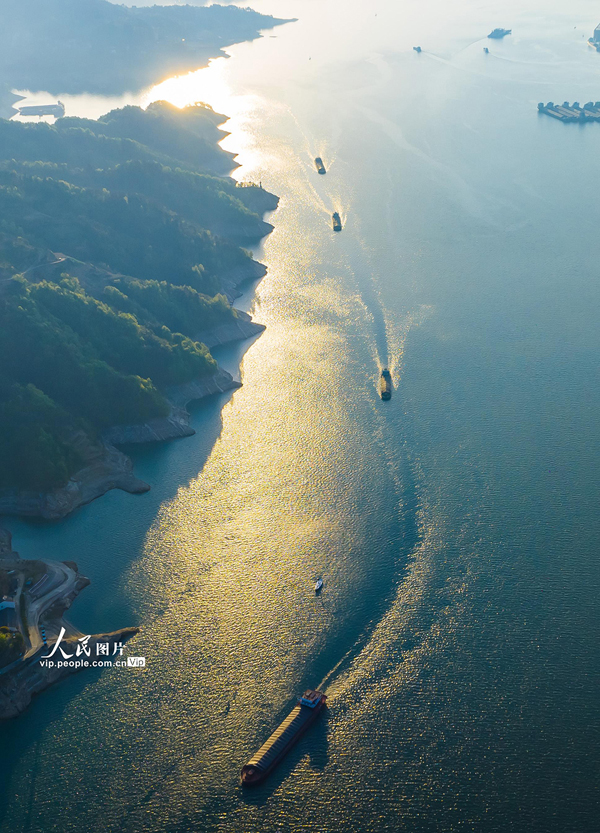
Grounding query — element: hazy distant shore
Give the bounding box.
[0,87,23,120]
[0,0,292,96]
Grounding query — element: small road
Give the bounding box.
[0,256,68,296]
[23,560,81,658]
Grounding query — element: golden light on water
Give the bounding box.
[144,58,230,111]
[143,57,272,184]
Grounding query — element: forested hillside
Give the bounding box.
[0,102,277,492]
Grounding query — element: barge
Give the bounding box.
[315,157,326,174]
[380,369,392,401]
[241,689,327,786]
[332,212,342,231]
[18,101,65,118]
[537,101,600,122]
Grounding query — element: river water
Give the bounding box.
[3,1,600,830]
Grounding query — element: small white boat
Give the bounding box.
[314,579,323,593]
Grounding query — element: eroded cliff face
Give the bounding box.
[0,434,149,521]
[198,310,266,350]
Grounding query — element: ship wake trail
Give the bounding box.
[346,233,390,369]
[319,444,423,698]
[361,276,389,369]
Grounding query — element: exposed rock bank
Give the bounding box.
[199,310,266,349]
[0,433,149,521]
[103,366,242,445]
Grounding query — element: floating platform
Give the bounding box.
[538,101,600,122]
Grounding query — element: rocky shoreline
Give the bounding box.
[0,530,139,720]
[0,434,149,521]
[104,365,243,445]
[0,306,265,520]
[0,626,139,720]
[0,303,262,717]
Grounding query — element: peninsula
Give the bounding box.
[0,527,137,718]
[0,101,278,517]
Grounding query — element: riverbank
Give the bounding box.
[0,0,291,96]
[0,100,279,511]
[0,529,139,719]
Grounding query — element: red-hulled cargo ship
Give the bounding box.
[241,689,327,786]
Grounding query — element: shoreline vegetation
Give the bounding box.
[0,100,277,512]
[0,98,278,716]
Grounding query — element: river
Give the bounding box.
[2,1,600,830]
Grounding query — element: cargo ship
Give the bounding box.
[332,212,342,231]
[315,157,326,174]
[241,689,327,786]
[380,369,392,400]
[18,101,65,118]
[487,28,511,39]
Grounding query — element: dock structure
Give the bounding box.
[537,101,600,122]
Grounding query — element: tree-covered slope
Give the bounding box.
[0,103,277,493]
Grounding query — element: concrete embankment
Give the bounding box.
[0,531,139,720]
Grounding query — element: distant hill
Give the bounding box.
[0,0,290,95]
[0,86,24,120]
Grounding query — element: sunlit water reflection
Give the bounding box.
[3,1,600,831]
